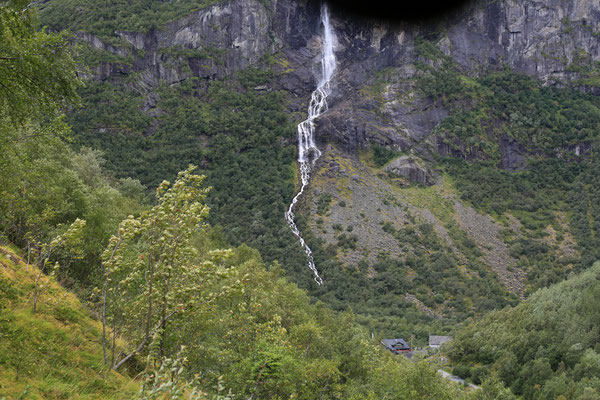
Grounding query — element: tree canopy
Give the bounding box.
[0,0,80,125]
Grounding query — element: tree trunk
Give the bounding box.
[32,259,46,313]
[26,240,31,272]
[113,310,177,371]
[102,237,122,366]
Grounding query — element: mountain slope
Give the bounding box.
[37,0,600,342]
[0,246,137,399]
[448,261,600,399]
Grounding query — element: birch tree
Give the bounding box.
[102,165,239,370]
[0,0,80,125]
[30,218,86,313]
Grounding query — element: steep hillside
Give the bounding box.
[448,261,600,399]
[0,246,137,399]
[37,0,600,341]
[1,1,531,397]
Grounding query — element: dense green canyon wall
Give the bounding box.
[39,0,600,340]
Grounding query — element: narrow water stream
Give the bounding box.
[285,3,337,285]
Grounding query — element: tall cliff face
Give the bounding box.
[321,0,600,157]
[71,0,600,159]
[76,0,317,87]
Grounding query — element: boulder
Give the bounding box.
[383,156,433,185]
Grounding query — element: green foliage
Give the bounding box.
[421,66,600,291]
[336,232,357,249]
[414,36,449,62]
[31,218,87,313]
[453,365,471,379]
[237,66,274,87]
[424,68,600,161]
[0,0,81,124]
[138,347,234,399]
[0,119,85,245]
[0,1,145,295]
[78,43,134,67]
[449,262,600,399]
[102,165,239,370]
[171,242,476,399]
[442,150,600,291]
[40,0,225,44]
[69,81,151,147]
[372,145,399,167]
[68,72,311,290]
[316,192,332,215]
[0,120,146,288]
[0,275,19,310]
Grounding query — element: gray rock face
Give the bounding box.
[76,0,321,89]
[73,0,599,164]
[318,0,599,159]
[383,156,434,185]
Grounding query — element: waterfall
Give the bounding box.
[285,3,336,286]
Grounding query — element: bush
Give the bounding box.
[373,146,398,167]
[471,366,489,385]
[453,365,471,379]
[317,193,332,215]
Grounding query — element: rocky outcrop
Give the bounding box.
[73,0,323,90]
[448,0,600,86]
[383,156,434,185]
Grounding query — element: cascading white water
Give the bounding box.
[285,3,336,285]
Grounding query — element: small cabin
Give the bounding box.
[429,335,452,349]
[381,338,411,354]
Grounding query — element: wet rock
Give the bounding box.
[500,136,527,171]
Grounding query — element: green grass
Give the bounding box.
[0,247,138,399]
[395,174,457,225]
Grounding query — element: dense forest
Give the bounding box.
[449,262,600,399]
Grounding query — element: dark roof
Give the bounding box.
[381,338,410,351]
[429,335,453,346]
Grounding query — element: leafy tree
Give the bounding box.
[449,262,600,399]
[31,218,86,313]
[102,165,239,370]
[0,0,80,125]
[137,347,234,400]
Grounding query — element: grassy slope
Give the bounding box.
[0,246,137,400]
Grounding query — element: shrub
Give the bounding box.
[452,365,471,379]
